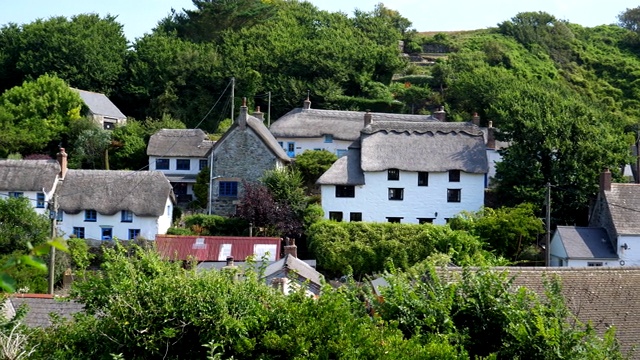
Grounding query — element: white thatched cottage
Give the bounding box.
[317,120,488,225]
[0,159,62,216]
[147,129,215,204]
[269,97,438,158]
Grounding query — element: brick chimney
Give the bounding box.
[57,148,68,180]
[600,168,612,192]
[364,110,372,127]
[252,106,264,121]
[472,112,480,126]
[303,95,311,110]
[237,97,247,129]
[283,237,297,258]
[486,121,496,150]
[433,106,446,121]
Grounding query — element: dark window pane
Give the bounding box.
[388,169,399,181]
[388,188,404,200]
[350,212,362,222]
[335,185,355,198]
[418,172,429,186]
[156,159,170,170]
[449,170,461,182]
[447,189,461,202]
[329,211,343,222]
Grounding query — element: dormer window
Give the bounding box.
[388,169,399,181]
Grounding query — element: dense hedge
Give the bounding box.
[308,221,499,278]
[167,214,250,236]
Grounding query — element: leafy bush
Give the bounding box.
[182,214,249,236]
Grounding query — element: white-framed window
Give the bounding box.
[447,189,461,203]
[156,158,170,170]
[388,188,404,200]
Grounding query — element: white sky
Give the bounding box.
[0,0,637,42]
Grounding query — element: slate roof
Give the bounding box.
[0,160,60,192]
[73,88,126,119]
[263,254,323,288]
[605,184,640,235]
[316,143,365,185]
[360,121,488,173]
[156,235,281,262]
[554,226,617,259]
[270,107,438,141]
[147,129,215,157]
[56,170,174,216]
[4,294,83,328]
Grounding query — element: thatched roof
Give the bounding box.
[147,129,214,157]
[57,170,174,216]
[269,107,438,141]
[316,143,365,185]
[0,160,60,192]
[73,88,126,119]
[605,184,640,235]
[360,121,488,173]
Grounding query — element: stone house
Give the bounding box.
[208,100,290,215]
[317,118,488,225]
[73,88,126,130]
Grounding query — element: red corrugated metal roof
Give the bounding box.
[155,235,282,262]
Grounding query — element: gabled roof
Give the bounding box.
[56,170,174,216]
[147,129,215,157]
[360,121,488,173]
[214,110,290,162]
[263,254,323,288]
[554,226,617,259]
[0,160,60,192]
[4,294,83,328]
[270,107,438,141]
[73,88,126,119]
[316,143,365,185]
[155,235,281,262]
[605,184,640,235]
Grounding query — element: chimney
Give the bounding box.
[472,112,480,126]
[252,106,264,121]
[433,106,446,121]
[303,95,311,110]
[222,256,239,281]
[364,110,372,127]
[486,121,496,150]
[283,237,297,258]
[600,168,612,192]
[237,97,247,129]
[57,148,68,179]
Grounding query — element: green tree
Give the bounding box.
[110,119,149,170]
[0,196,49,255]
[293,150,337,193]
[618,7,640,33]
[193,166,210,209]
[0,75,83,155]
[69,120,112,169]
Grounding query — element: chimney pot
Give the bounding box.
[486,125,496,150]
[303,95,311,110]
[472,112,480,126]
[600,168,612,192]
[283,237,297,258]
[252,106,264,121]
[364,110,372,127]
[237,97,248,129]
[433,106,446,122]
[226,256,234,267]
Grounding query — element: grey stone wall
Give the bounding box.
[211,126,281,216]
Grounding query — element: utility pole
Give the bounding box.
[545,182,551,267]
[48,195,58,295]
[267,91,271,127]
[208,152,213,215]
[230,77,235,121]
[636,128,639,184]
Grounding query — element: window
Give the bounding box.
[102,228,113,241]
[36,192,45,208]
[129,229,141,240]
[417,218,434,224]
[449,170,461,182]
[386,217,403,223]
[335,185,355,198]
[447,189,461,203]
[387,168,399,181]
[336,149,347,158]
[219,181,238,197]
[73,227,85,239]
[56,211,63,222]
[199,159,208,170]
[8,192,23,198]
[329,211,343,222]
[587,262,603,267]
[418,172,429,186]
[350,212,362,222]
[85,209,97,222]
[176,159,190,171]
[103,121,115,130]
[287,142,295,152]
[324,134,333,143]
[278,141,284,148]
[121,210,133,223]
[156,158,169,170]
[388,188,404,201]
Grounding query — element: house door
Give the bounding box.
[287,142,296,157]
[102,228,113,241]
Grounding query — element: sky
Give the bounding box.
[0,0,638,42]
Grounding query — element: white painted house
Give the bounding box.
[55,167,175,241]
[0,158,62,216]
[73,88,127,130]
[269,97,438,158]
[551,170,640,267]
[317,120,488,225]
[147,129,215,204]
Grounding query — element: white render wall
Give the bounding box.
[274,137,352,157]
[486,149,502,186]
[617,235,640,266]
[0,188,58,216]
[148,156,208,176]
[321,170,485,225]
[57,197,173,241]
